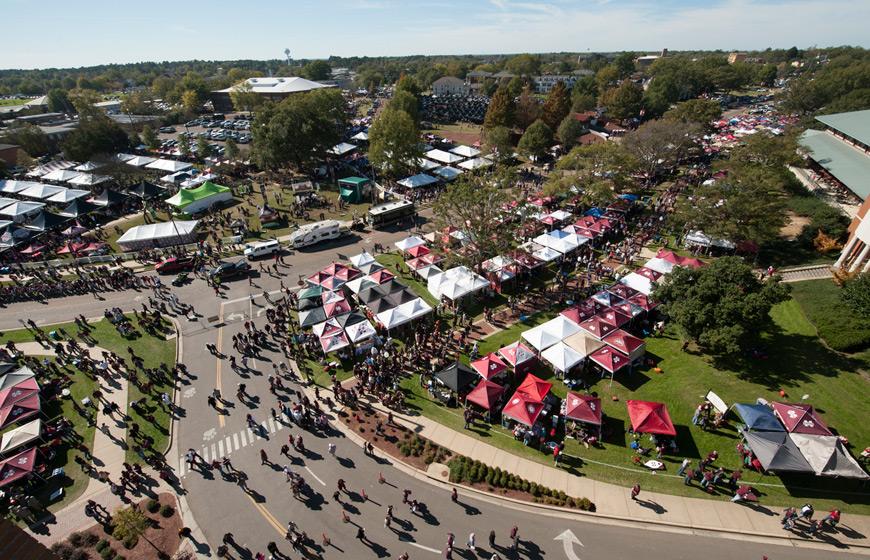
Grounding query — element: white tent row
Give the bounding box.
[68,174,110,186]
[685,230,736,250]
[433,166,463,180]
[41,169,82,182]
[644,257,677,275]
[116,220,199,250]
[426,149,464,165]
[521,315,583,352]
[450,145,480,158]
[125,155,157,167]
[146,159,194,172]
[329,142,357,156]
[18,184,65,200]
[457,157,492,171]
[395,236,426,252]
[0,180,42,194]
[619,272,660,295]
[427,266,489,301]
[397,174,439,189]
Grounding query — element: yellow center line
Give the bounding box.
[245,491,286,536]
[216,306,225,428]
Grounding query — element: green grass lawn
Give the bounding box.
[0,99,26,106]
[789,278,870,353]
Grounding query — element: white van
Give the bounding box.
[244,239,281,259]
[288,220,349,249]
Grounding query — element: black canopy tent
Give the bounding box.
[58,199,101,218]
[93,189,128,207]
[130,180,164,199]
[23,211,70,232]
[435,361,477,393]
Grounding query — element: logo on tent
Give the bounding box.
[802,420,815,427]
[787,410,798,419]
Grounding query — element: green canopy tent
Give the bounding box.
[338,177,371,204]
[166,182,232,215]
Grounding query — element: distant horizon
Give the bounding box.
[2,0,866,71]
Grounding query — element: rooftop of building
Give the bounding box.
[816,109,870,148]
[801,128,870,200]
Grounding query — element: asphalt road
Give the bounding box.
[2,223,860,560]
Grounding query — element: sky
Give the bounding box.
[2,0,868,70]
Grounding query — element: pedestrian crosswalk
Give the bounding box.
[179,416,286,476]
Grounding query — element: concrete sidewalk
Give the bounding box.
[345,386,870,551]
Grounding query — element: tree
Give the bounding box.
[228,80,262,113]
[571,93,597,113]
[1,124,48,157]
[540,80,571,131]
[142,125,159,151]
[841,273,870,319]
[181,89,201,115]
[505,54,541,77]
[653,256,790,354]
[613,53,636,78]
[368,109,422,179]
[62,118,129,161]
[728,130,801,168]
[121,90,161,116]
[299,60,332,81]
[517,119,552,161]
[196,135,213,160]
[515,86,540,132]
[482,125,513,165]
[224,137,239,162]
[395,76,422,97]
[505,76,525,98]
[620,119,700,181]
[177,134,191,157]
[432,172,513,270]
[130,130,142,148]
[674,162,788,245]
[483,86,516,130]
[757,64,778,87]
[556,115,584,146]
[606,80,642,122]
[251,88,347,171]
[110,505,159,552]
[547,142,637,205]
[664,98,722,130]
[16,149,33,170]
[46,89,73,113]
[595,66,620,91]
[386,90,420,124]
[480,78,499,97]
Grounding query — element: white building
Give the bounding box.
[534,74,580,94]
[432,77,469,96]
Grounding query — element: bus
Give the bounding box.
[368,200,415,229]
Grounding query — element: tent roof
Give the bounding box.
[0,367,35,393]
[396,297,432,320]
[319,332,350,353]
[450,145,481,158]
[579,317,618,340]
[92,188,128,206]
[565,393,602,425]
[22,211,68,232]
[299,307,327,327]
[145,158,194,172]
[498,340,537,366]
[0,377,39,410]
[540,316,582,341]
[0,418,42,455]
[68,173,110,186]
[350,251,376,267]
[502,392,544,427]
[116,220,198,245]
[741,430,814,473]
[471,353,508,380]
[426,149,464,164]
[433,166,464,180]
[329,142,357,155]
[733,403,785,432]
[626,400,676,436]
[521,324,562,351]
[562,332,606,357]
[434,361,477,393]
[465,379,505,410]
[541,341,585,372]
[603,330,645,356]
[588,345,630,373]
[57,198,100,217]
[376,307,412,329]
[46,188,90,203]
[395,236,426,252]
[771,402,833,436]
[0,447,37,488]
[344,320,377,343]
[0,393,40,429]
[312,317,343,338]
[516,373,552,402]
[397,174,438,188]
[789,433,870,479]
[0,180,41,194]
[0,201,44,217]
[166,181,230,208]
[18,184,65,200]
[130,180,164,198]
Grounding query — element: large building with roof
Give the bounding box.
[800,109,870,272]
[210,77,334,112]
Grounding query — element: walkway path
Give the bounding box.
[779,264,833,283]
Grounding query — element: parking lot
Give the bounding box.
[155,113,254,156]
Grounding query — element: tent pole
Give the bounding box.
[609,370,614,388]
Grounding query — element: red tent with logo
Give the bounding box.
[771,402,833,436]
[560,305,596,325]
[0,377,40,410]
[471,353,508,380]
[406,245,430,258]
[320,262,349,276]
[579,317,617,340]
[589,345,631,387]
[626,400,676,436]
[603,330,646,360]
[0,393,41,429]
[608,284,640,300]
[465,379,505,410]
[0,447,38,488]
[628,293,660,311]
[497,341,537,376]
[502,392,544,427]
[655,250,682,264]
[564,393,602,425]
[516,373,552,402]
[597,308,631,329]
[334,267,362,281]
[369,270,395,284]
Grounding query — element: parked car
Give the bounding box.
[244,240,281,259]
[159,126,176,133]
[155,256,195,274]
[208,259,252,279]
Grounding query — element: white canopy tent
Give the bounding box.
[124,155,156,167]
[146,159,194,172]
[345,320,377,343]
[426,149,464,165]
[376,308,412,330]
[450,145,481,158]
[397,174,438,189]
[26,161,76,178]
[116,220,199,250]
[620,273,658,295]
[329,142,357,156]
[46,189,90,203]
[351,131,369,141]
[0,201,45,219]
[644,257,677,275]
[428,266,488,300]
[416,265,442,280]
[397,297,432,321]
[41,169,82,182]
[548,210,572,222]
[533,246,562,262]
[0,419,42,455]
[521,325,562,352]
[0,180,41,194]
[111,153,137,163]
[541,341,585,372]
[73,161,105,172]
[541,315,583,341]
[433,166,463,180]
[350,252,377,268]
[415,158,441,171]
[67,174,110,186]
[395,236,426,252]
[18,184,65,200]
[457,157,492,171]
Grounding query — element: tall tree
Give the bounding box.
[606,80,642,122]
[299,60,332,81]
[46,89,73,113]
[620,120,700,181]
[652,256,790,355]
[483,86,516,130]
[505,76,525,98]
[141,125,159,151]
[224,137,239,161]
[368,109,423,179]
[196,135,213,160]
[0,124,48,157]
[505,54,541,77]
[395,76,422,96]
[229,80,263,113]
[515,86,540,132]
[547,142,637,205]
[129,130,142,148]
[177,134,191,157]
[517,119,552,161]
[841,273,870,319]
[482,125,513,165]
[540,80,571,131]
[664,98,722,130]
[556,115,584,146]
[386,90,420,124]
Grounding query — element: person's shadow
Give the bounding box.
[635,498,667,514]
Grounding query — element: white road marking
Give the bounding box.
[554,529,584,560]
[218,439,224,458]
[233,433,240,450]
[268,417,276,433]
[248,427,255,442]
[397,537,440,554]
[240,430,247,447]
[304,465,326,486]
[224,436,232,455]
[210,443,216,461]
[201,446,209,463]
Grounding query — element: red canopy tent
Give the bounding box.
[603,330,646,360]
[406,245,430,258]
[560,305,596,325]
[0,393,41,430]
[471,353,508,380]
[635,267,663,281]
[497,341,538,376]
[628,293,660,311]
[319,276,346,291]
[324,299,351,318]
[597,308,632,329]
[0,377,40,410]
[655,250,682,264]
[579,317,617,340]
[465,379,505,410]
[574,216,597,228]
[516,373,552,402]
[306,271,331,286]
[588,346,630,387]
[607,284,640,300]
[680,257,708,270]
[0,447,38,488]
[369,270,395,284]
[626,400,676,436]
[564,393,602,425]
[333,267,362,281]
[771,402,832,436]
[502,392,544,427]
[321,263,349,276]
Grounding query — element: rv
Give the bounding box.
[368,199,415,229]
[288,220,350,249]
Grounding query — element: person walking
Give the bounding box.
[509,526,519,550]
[384,514,392,530]
[328,443,336,458]
[236,474,248,493]
[466,533,475,550]
[488,530,496,548]
[631,483,641,501]
[208,396,218,409]
[677,459,691,477]
[451,488,458,503]
[260,449,269,465]
[356,527,366,542]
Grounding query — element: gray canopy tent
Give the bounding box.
[741,429,813,474]
[789,433,870,479]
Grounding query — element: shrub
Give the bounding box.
[484,472,493,484]
[521,481,530,492]
[50,544,74,560]
[70,550,90,560]
[122,536,137,550]
[95,540,109,553]
[159,504,174,518]
[100,546,115,560]
[114,555,126,560]
[558,491,566,501]
[84,534,99,547]
[423,455,435,465]
[498,474,508,487]
[68,532,88,548]
[146,499,160,513]
[529,482,538,496]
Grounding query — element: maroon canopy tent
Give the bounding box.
[0,447,38,487]
[771,402,833,436]
[603,330,646,360]
[516,373,552,402]
[497,341,537,376]
[626,400,677,436]
[465,379,505,410]
[502,392,544,427]
[579,317,617,340]
[560,305,596,325]
[0,393,41,429]
[471,353,508,380]
[564,392,602,425]
[597,308,632,329]
[0,377,40,409]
